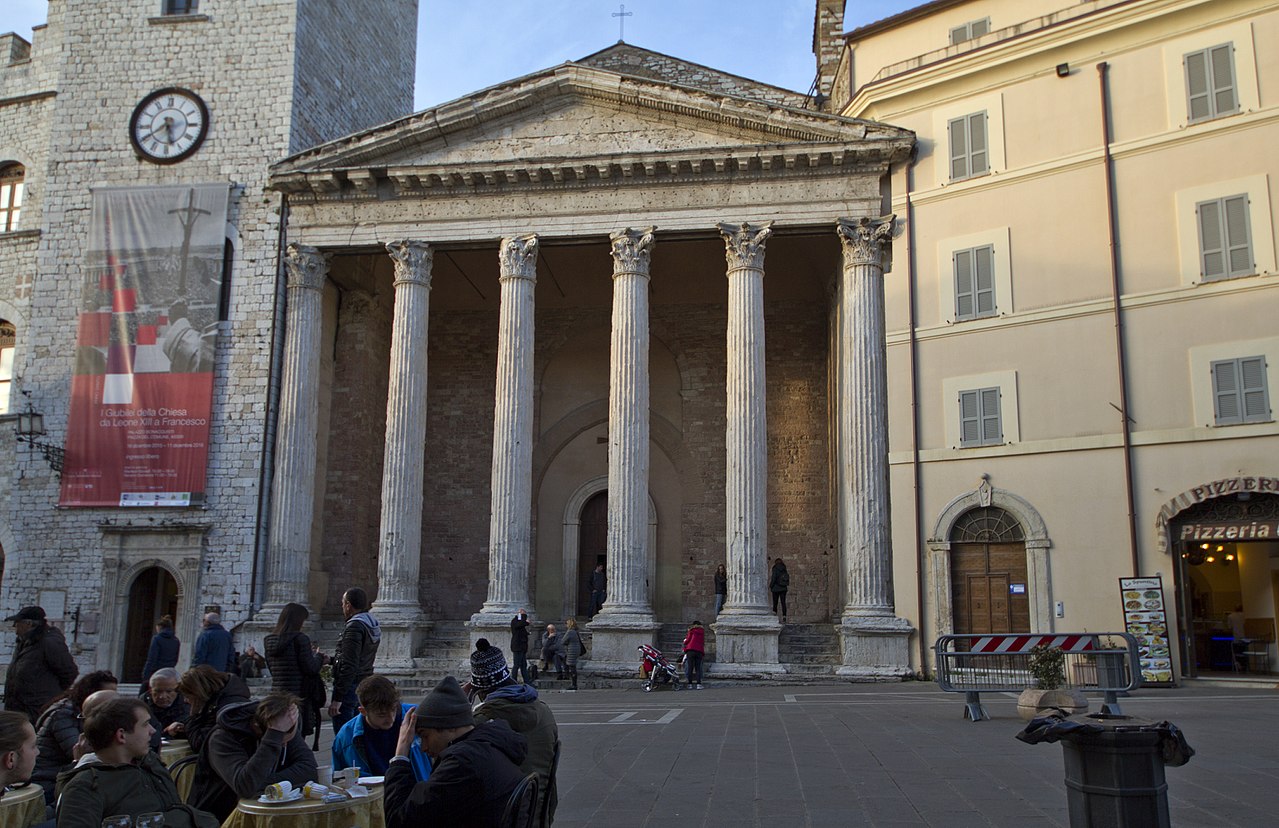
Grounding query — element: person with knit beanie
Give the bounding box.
[469,639,511,693]
[383,676,528,828]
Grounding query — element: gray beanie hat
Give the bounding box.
[414,676,474,729]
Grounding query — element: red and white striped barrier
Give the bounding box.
[969,634,1096,654]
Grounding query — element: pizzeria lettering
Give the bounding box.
[1179,522,1277,541]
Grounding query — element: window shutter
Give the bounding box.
[1213,360,1241,423]
[971,18,989,38]
[950,24,968,45]
[980,388,1002,443]
[975,245,995,315]
[959,390,980,445]
[1223,195,1251,276]
[1198,199,1224,278]
[954,250,974,318]
[1240,357,1269,421]
[949,117,968,180]
[968,112,989,175]
[1185,50,1211,122]
[1210,44,1237,116]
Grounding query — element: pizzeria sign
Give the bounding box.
[1178,521,1278,541]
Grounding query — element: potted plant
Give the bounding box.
[1017,644,1088,720]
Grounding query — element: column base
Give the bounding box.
[371,602,429,676]
[467,609,520,659]
[836,614,914,680]
[712,610,783,671]
[585,612,659,675]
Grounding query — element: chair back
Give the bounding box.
[539,740,561,828]
[501,772,539,828]
[167,754,198,802]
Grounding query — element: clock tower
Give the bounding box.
[0,0,417,675]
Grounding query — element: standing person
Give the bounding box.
[470,640,560,824]
[174,665,251,751]
[262,602,325,741]
[769,558,790,623]
[330,587,381,734]
[382,676,527,828]
[510,609,533,686]
[561,618,584,691]
[589,563,607,618]
[540,624,564,679]
[192,612,235,672]
[682,620,706,690]
[189,693,317,822]
[333,675,430,781]
[143,668,190,735]
[3,606,78,723]
[0,710,38,792]
[32,670,118,804]
[140,615,180,688]
[714,564,728,616]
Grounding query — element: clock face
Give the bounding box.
[129,87,209,164]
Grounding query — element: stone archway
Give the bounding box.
[561,475,657,620]
[927,480,1052,649]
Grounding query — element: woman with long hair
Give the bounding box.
[714,564,728,616]
[263,602,325,739]
[769,557,790,623]
[31,670,117,803]
[177,664,251,752]
[562,617,584,691]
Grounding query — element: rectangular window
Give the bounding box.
[1197,194,1252,279]
[948,112,988,182]
[954,245,996,320]
[1212,357,1270,425]
[959,387,1002,446]
[163,0,199,14]
[1185,44,1238,123]
[950,18,990,45]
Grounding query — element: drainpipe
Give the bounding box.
[902,146,928,676]
[1097,63,1141,578]
[251,192,290,614]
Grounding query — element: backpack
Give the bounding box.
[775,569,790,590]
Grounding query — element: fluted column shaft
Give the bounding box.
[720,222,774,615]
[375,241,433,617]
[265,244,329,608]
[600,227,656,618]
[481,234,539,614]
[837,216,897,617]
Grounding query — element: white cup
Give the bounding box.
[317,765,333,785]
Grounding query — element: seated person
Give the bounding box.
[32,670,117,804]
[142,668,190,735]
[333,675,429,781]
[188,692,316,822]
[383,676,527,828]
[55,697,218,828]
[238,645,267,680]
[174,665,251,750]
[0,710,38,792]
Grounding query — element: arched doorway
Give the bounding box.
[122,566,179,682]
[949,507,1029,634]
[578,491,607,615]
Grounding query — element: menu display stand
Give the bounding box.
[1120,576,1173,685]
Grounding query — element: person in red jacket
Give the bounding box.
[682,620,706,690]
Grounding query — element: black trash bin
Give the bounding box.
[1017,712,1193,828]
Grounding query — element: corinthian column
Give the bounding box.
[588,227,660,670]
[261,244,329,616]
[835,216,912,678]
[373,240,433,672]
[469,234,538,647]
[712,222,783,673]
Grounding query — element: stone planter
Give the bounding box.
[1016,687,1089,720]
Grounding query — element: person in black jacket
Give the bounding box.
[31,670,117,804]
[188,692,317,822]
[329,588,380,734]
[174,665,251,752]
[3,606,79,723]
[384,676,527,828]
[139,615,180,687]
[263,602,326,739]
[142,668,190,735]
[510,609,532,685]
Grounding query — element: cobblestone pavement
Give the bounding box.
[541,680,1278,827]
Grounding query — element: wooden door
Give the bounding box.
[952,542,1029,634]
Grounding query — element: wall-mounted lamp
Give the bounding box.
[1056,63,1071,78]
[14,391,65,476]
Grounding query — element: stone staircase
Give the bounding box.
[778,623,840,679]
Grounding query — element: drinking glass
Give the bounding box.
[101,817,131,828]
[136,813,164,828]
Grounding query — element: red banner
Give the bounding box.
[60,185,228,507]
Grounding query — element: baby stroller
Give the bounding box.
[638,643,683,692]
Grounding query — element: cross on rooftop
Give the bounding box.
[613,3,633,42]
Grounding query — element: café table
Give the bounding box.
[221,785,384,828]
[0,784,46,828]
[160,738,192,766]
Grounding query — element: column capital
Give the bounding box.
[718,221,774,272]
[284,244,330,291]
[385,239,433,288]
[609,226,656,275]
[837,215,897,269]
[499,233,539,282]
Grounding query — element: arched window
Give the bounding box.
[950,506,1025,543]
[0,320,14,414]
[0,164,23,233]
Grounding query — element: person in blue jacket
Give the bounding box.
[192,612,235,672]
[332,675,429,782]
[140,615,180,687]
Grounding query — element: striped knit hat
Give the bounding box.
[469,638,511,691]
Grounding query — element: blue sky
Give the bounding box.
[2,1,923,109]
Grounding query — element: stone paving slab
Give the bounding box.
[543,681,1278,827]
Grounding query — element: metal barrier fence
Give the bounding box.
[934,633,1140,722]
